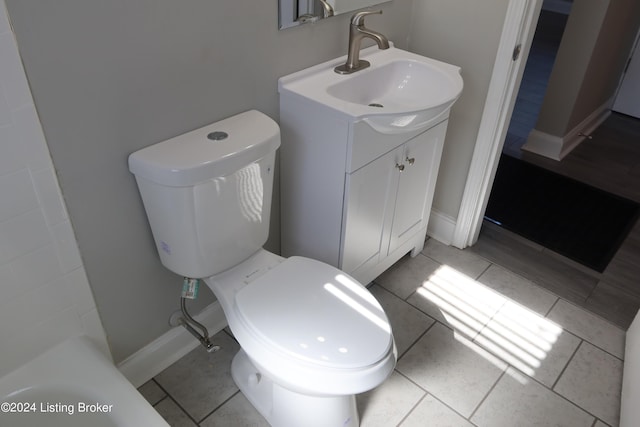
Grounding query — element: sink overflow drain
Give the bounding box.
[368,103,384,108]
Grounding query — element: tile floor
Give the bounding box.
[138,238,626,426]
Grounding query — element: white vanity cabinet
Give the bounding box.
[341,121,446,278]
[280,95,449,285]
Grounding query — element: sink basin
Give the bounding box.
[278,45,463,133]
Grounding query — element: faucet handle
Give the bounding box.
[318,0,334,18]
[351,10,382,26]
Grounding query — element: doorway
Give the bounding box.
[483,1,640,275]
[501,5,569,159]
[453,0,640,250]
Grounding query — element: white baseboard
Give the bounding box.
[427,208,457,246]
[522,103,611,160]
[561,107,611,158]
[117,302,228,388]
[522,129,564,160]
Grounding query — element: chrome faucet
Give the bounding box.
[335,10,390,75]
[318,0,334,18]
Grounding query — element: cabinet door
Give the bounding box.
[341,148,399,274]
[388,121,447,254]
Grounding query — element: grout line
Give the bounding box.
[501,359,606,426]
[392,367,480,425]
[545,297,560,317]
[551,339,582,391]
[394,392,428,426]
[152,394,169,407]
[404,288,420,305]
[420,251,441,267]
[418,391,481,426]
[545,299,626,361]
[549,382,603,426]
[152,383,201,426]
[594,417,611,427]
[196,390,243,424]
[393,368,425,392]
[139,379,168,406]
[552,297,628,331]
[556,326,624,363]
[467,367,508,421]
[583,280,600,303]
[373,286,439,361]
[582,338,625,362]
[475,262,492,281]
[396,318,437,362]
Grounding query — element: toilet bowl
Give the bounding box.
[208,249,395,426]
[128,110,396,426]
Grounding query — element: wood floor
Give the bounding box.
[474,10,640,330]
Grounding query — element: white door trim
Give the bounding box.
[451,0,543,249]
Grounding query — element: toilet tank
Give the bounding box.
[128,110,280,278]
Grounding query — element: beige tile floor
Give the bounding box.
[139,238,626,426]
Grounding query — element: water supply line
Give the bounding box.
[177,278,220,353]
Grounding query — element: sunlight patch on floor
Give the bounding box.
[417,264,562,380]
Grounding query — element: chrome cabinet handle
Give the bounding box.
[396,163,405,171]
[406,157,415,165]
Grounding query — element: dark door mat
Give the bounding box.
[485,155,640,272]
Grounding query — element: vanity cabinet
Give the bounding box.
[280,96,449,285]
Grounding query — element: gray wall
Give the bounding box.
[6,0,530,362]
[536,0,640,137]
[5,0,414,362]
[408,0,511,218]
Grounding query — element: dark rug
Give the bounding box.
[485,155,640,272]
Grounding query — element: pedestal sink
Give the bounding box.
[279,45,463,133]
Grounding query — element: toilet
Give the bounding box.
[128,110,396,427]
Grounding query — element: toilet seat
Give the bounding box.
[234,257,393,370]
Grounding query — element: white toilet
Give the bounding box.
[128,110,396,427]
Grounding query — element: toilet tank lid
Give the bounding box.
[128,110,280,187]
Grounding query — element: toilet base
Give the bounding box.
[231,349,359,427]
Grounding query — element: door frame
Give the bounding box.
[451,0,543,248]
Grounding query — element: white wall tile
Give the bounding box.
[0,31,32,110]
[7,244,62,299]
[0,168,39,221]
[31,166,68,226]
[0,124,25,175]
[0,276,71,328]
[0,307,84,378]
[0,0,109,375]
[0,84,10,126]
[32,308,85,349]
[51,219,83,273]
[12,105,50,171]
[64,267,96,316]
[0,1,9,35]
[0,209,50,263]
[0,261,16,300]
[81,308,111,361]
